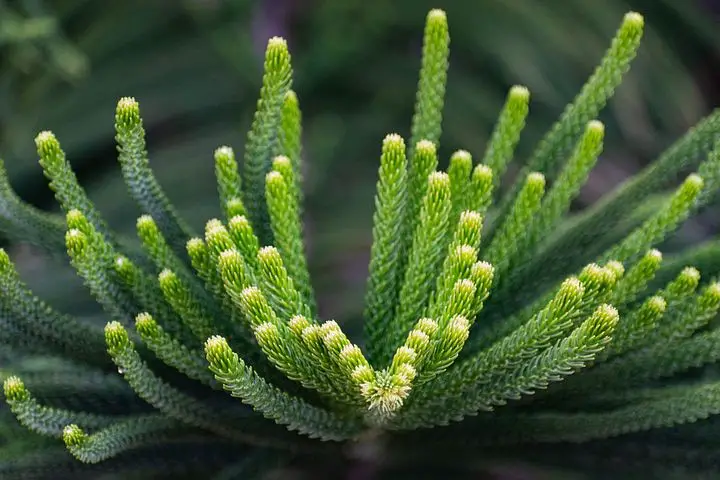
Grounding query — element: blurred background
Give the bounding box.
[0,0,718,361]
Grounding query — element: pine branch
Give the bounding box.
[386,172,452,365]
[447,150,473,224]
[278,90,304,207]
[266,158,315,313]
[0,158,67,255]
[3,8,720,478]
[215,146,243,221]
[0,249,108,366]
[498,12,643,211]
[242,37,293,245]
[115,97,195,259]
[3,376,118,437]
[105,322,298,448]
[481,85,530,186]
[62,415,187,463]
[402,276,586,424]
[64,216,137,326]
[205,335,363,441]
[408,9,450,159]
[601,174,704,264]
[35,132,113,243]
[364,134,408,365]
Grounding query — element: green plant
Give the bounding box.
[2,6,720,479]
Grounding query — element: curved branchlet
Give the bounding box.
[602,174,704,264]
[115,97,194,258]
[0,158,67,254]
[134,312,215,386]
[482,85,530,185]
[214,146,243,220]
[4,376,117,438]
[36,132,112,242]
[447,150,473,224]
[408,9,450,159]
[364,134,408,365]
[0,249,107,365]
[266,158,315,313]
[242,37,293,245]
[62,415,188,464]
[205,335,363,441]
[499,12,644,209]
[105,322,290,447]
[484,171,545,279]
[278,90,304,207]
[65,211,137,325]
[385,172,452,365]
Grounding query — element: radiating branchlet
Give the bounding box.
[482,85,530,182]
[365,133,409,365]
[214,146,242,218]
[469,164,494,213]
[448,150,473,221]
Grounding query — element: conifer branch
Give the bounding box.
[0,249,107,365]
[481,85,530,185]
[365,134,408,365]
[602,174,704,263]
[468,164,494,214]
[408,9,450,159]
[406,140,439,239]
[157,269,216,344]
[35,132,112,242]
[0,158,67,254]
[609,249,663,307]
[4,376,118,437]
[386,172,452,364]
[205,336,363,441]
[448,150,473,224]
[115,97,195,258]
[403,276,586,424]
[64,213,137,325]
[483,172,545,278]
[105,322,293,447]
[214,146,243,220]
[134,313,215,386]
[4,8,720,477]
[266,158,315,312]
[227,215,262,273]
[527,109,720,285]
[242,37,293,244]
[256,246,312,321]
[113,255,188,342]
[499,12,643,210]
[62,415,187,463]
[278,90,304,207]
